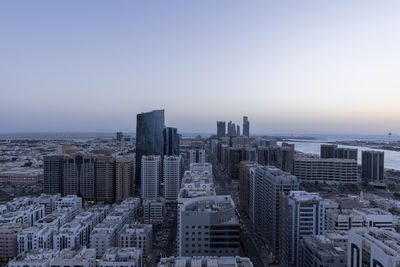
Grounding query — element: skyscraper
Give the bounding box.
[163,155,182,202]
[115,157,135,202]
[189,149,206,164]
[43,155,64,195]
[216,121,226,139]
[280,191,325,267]
[116,132,123,142]
[361,150,384,184]
[163,127,179,156]
[136,110,165,184]
[141,155,161,199]
[254,166,298,260]
[95,156,115,203]
[63,154,95,201]
[236,125,240,137]
[243,116,250,137]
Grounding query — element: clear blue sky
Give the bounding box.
[1,1,400,134]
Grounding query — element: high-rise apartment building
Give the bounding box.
[118,223,153,258]
[294,158,358,183]
[236,125,240,137]
[116,132,123,142]
[63,154,95,201]
[115,157,135,202]
[95,156,115,203]
[164,155,182,202]
[178,195,240,257]
[243,116,250,137]
[136,109,165,184]
[43,155,64,195]
[239,161,257,215]
[361,150,384,184]
[141,155,161,199]
[253,166,298,259]
[321,144,357,161]
[280,191,325,267]
[163,127,179,156]
[216,121,226,139]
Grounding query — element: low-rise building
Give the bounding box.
[143,197,165,223]
[49,246,96,267]
[18,225,53,253]
[0,223,26,260]
[299,235,347,267]
[8,249,60,267]
[118,223,153,257]
[98,247,143,267]
[348,228,400,267]
[158,256,254,267]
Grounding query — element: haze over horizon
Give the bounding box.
[1,1,400,134]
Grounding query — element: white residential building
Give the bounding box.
[49,246,96,267]
[8,249,59,267]
[54,195,82,222]
[18,225,53,253]
[178,195,240,257]
[98,247,143,267]
[158,256,254,267]
[348,228,400,267]
[0,204,45,227]
[178,167,215,200]
[141,155,161,199]
[90,213,127,257]
[143,197,165,223]
[164,155,182,202]
[33,194,60,215]
[353,208,393,229]
[35,212,68,232]
[280,191,325,267]
[53,222,89,250]
[118,223,153,257]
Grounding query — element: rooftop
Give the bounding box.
[158,256,254,267]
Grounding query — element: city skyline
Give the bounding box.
[2,1,400,134]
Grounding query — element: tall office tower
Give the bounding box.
[95,156,115,203]
[115,157,135,202]
[141,155,161,199]
[239,161,257,215]
[280,191,325,267]
[278,146,295,173]
[361,150,384,184]
[320,144,337,158]
[243,116,250,137]
[254,166,298,260]
[189,149,205,164]
[232,123,237,137]
[178,195,240,257]
[257,146,279,166]
[63,154,95,201]
[163,127,179,156]
[116,132,123,141]
[236,125,240,137]
[216,121,226,139]
[136,109,165,184]
[164,155,182,202]
[43,155,64,194]
[227,147,245,179]
[227,121,232,137]
[348,228,400,267]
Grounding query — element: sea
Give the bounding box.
[1,132,399,170]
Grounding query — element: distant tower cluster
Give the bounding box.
[216,116,249,139]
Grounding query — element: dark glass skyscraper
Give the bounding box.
[163,127,179,156]
[217,121,226,139]
[43,155,64,194]
[243,116,250,137]
[136,109,165,184]
[362,150,384,183]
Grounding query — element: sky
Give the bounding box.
[1,1,400,135]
